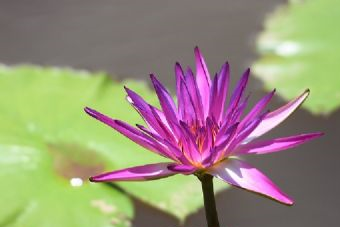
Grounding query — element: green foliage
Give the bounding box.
[253,0,340,115]
[0,65,229,225]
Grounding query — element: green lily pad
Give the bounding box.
[253,0,340,115]
[0,65,229,223]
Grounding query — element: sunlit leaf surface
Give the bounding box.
[0,65,229,223]
[253,0,340,115]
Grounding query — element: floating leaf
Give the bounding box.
[253,0,340,115]
[0,65,229,223]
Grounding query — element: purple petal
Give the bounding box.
[147,104,178,142]
[175,62,185,100]
[135,124,191,164]
[209,62,230,123]
[207,158,294,205]
[194,47,211,117]
[125,87,170,137]
[234,132,323,155]
[208,74,219,122]
[150,74,178,124]
[84,107,174,159]
[185,68,204,121]
[179,121,202,163]
[228,111,268,151]
[239,89,275,129]
[211,122,239,163]
[245,89,310,142]
[90,163,176,182]
[178,76,198,123]
[228,94,250,124]
[167,163,196,174]
[200,117,215,158]
[224,69,250,121]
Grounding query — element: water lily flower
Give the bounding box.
[85,47,322,206]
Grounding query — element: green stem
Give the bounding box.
[199,174,220,227]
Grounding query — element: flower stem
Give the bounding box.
[199,174,220,227]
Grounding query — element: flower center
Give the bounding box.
[180,118,220,166]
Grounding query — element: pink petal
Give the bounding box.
[184,68,204,121]
[234,132,323,155]
[150,74,178,124]
[228,111,268,151]
[194,47,211,117]
[175,62,185,100]
[212,122,239,163]
[208,74,219,121]
[207,158,294,205]
[245,89,310,142]
[179,121,202,163]
[239,89,275,129]
[90,163,176,182]
[136,124,190,164]
[209,62,230,123]
[125,87,171,138]
[84,107,173,159]
[178,76,198,123]
[167,163,196,174]
[224,69,250,122]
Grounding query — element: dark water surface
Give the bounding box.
[1,1,338,227]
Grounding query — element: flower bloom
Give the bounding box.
[85,47,322,205]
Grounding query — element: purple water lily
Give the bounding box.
[85,47,322,206]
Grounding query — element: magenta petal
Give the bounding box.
[84,107,173,159]
[167,163,196,174]
[234,132,323,155]
[229,111,268,150]
[194,47,211,117]
[90,163,176,182]
[178,76,198,122]
[150,74,178,124]
[224,69,250,121]
[207,158,294,205]
[125,87,168,137]
[179,121,201,163]
[209,62,230,123]
[175,62,185,99]
[246,89,309,142]
[239,89,275,129]
[211,122,239,163]
[185,68,204,120]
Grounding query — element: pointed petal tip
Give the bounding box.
[89,174,110,182]
[310,131,325,138]
[149,74,162,86]
[84,106,98,117]
[123,85,129,91]
[88,163,177,182]
[245,68,251,76]
[194,46,204,59]
[302,88,310,98]
[89,176,100,183]
[225,61,230,68]
[286,199,294,206]
[209,159,295,206]
[84,106,91,113]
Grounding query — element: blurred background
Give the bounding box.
[0,0,338,227]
